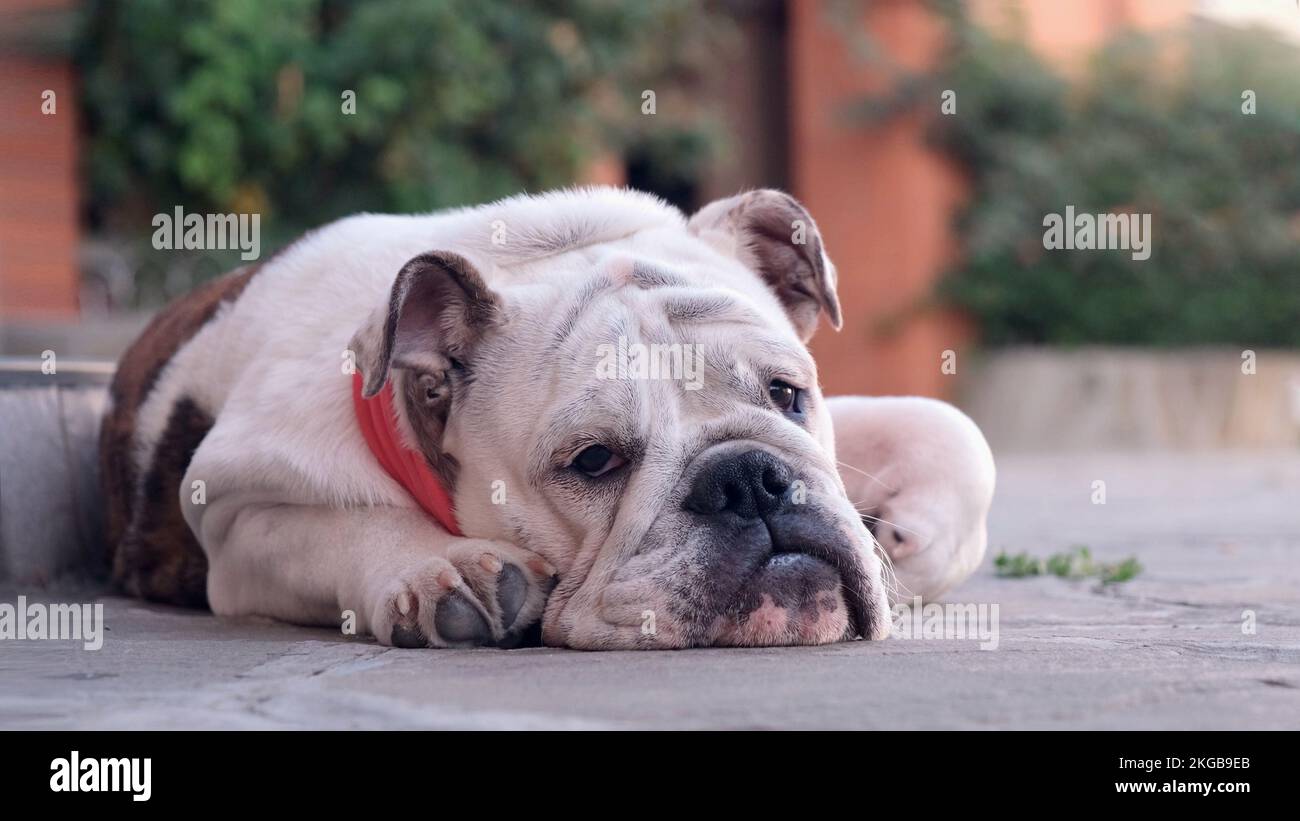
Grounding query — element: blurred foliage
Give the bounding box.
[994,546,1142,585]
[849,5,1300,346]
[77,0,725,236]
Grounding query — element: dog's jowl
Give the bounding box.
[99,187,895,649]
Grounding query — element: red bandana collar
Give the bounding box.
[351,371,462,536]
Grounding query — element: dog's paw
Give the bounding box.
[371,540,556,648]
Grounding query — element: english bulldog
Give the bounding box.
[99,187,979,649]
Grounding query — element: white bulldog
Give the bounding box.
[99,187,981,649]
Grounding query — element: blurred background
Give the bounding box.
[5,2,1299,729]
[2,0,1299,452]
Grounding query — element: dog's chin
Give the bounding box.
[711,554,852,646]
[538,554,859,649]
[539,508,887,649]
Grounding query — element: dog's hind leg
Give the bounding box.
[99,265,259,606]
[112,397,213,606]
[827,395,995,601]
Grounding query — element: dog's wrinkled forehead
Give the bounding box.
[550,256,814,382]
[555,258,770,342]
[487,255,818,465]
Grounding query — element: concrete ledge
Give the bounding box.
[0,316,149,360]
[961,347,1300,451]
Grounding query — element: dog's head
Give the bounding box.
[353,188,890,648]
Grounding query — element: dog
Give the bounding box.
[827,396,995,602]
[99,186,979,649]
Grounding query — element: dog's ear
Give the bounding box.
[688,189,842,342]
[354,251,501,398]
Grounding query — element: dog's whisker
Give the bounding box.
[862,523,909,608]
[874,542,909,604]
[836,460,897,494]
[860,512,928,542]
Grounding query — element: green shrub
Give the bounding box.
[935,23,1300,346]
[78,0,721,234]
[850,8,1300,347]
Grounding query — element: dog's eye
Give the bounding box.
[768,379,803,414]
[571,445,625,477]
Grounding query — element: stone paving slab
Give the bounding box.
[1,451,1297,730]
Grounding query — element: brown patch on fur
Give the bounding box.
[113,398,215,606]
[99,265,258,606]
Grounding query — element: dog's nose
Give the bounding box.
[683,450,793,519]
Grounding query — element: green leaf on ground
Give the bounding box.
[995,546,1142,584]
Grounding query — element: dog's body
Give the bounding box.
[101,187,986,649]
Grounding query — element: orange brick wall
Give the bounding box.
[789,0,969,400]
[0,46,80,319]
[788,0,1197,399]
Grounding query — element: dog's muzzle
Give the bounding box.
[680,449,876,645]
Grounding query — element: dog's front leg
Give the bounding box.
[203,504,556,647]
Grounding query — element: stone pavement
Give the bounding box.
[1,451,1297,730]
